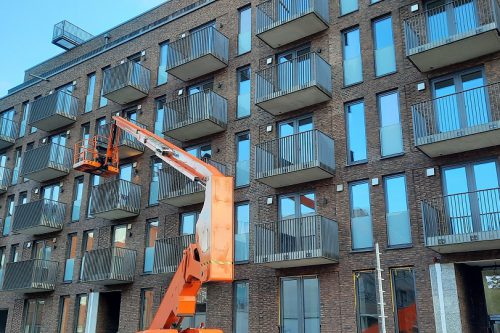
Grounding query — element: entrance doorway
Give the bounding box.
[96,292,121,333]
[0,310,7,333]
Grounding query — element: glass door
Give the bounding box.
[188,81,214,121]
[278,116,313,167]
[277,47,311,93]
[426,0,478,43]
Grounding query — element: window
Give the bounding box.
[181,287,207,329]
[85,73,96,112]
[119,162,133,182]
[32,240,53,260]
[340,0,358,15]
[19,191,28,205]
[236,132,250,187]
[95,117,106,134]
[19,101,30,137]
[31,96,41,133]
[58,296,70,333]
[23,299,45,333]
[12,147,22,185]
[144,219,158,273]
[426,0,479,43]
[80,230,94,280]
[0,247,5,286]
[186,144,212,159]
[350,181,373,250]
[72,177,84,222]
[0,108,14,141]
[385,174,411,247]
[391,268,419,333]
[87,174,100,217]
[64,234,77,282]
[342,27,363,86]
[157,41,169,85]
[373,16,396,77]
[378,91,403,157]
[99,66,110,107]
[355,271,378,333]
[346,100,367,164]
[279,192,316,220]
[234,281,249,333]
[181,212,199,235]
[3,195,15,236]
[10,244,19,262]
[140,289,155,330]
[154,97,165,136]
[74,294,88,333]
[281,276,320,333]
[235,203,250,263]
[113,225,127,248]
[42,183,61,201]
[149,158,162,206]
[238,6,252,54]
[237,66,251,118]
[278,115,314,167]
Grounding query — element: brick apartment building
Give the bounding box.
[0,0,499,332]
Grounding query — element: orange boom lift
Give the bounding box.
[74,116,234,333]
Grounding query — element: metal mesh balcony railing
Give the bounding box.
[412,82,500,145]
[52,20,93,46]
[0,118,18,144]
[404,0,500,55]
[163,90,227,132]
[81,247,137,283]
[255,52,332,104]
[422,188,500,245]
[256,0,329,34]
[167,26,229,70]
[102,61,151,97]
[255,130,335,179]
[90,179,141,217]
[28,91,78,127]
[159,158,226,201]
[153,234,195,274]
[2,259,58,291]
[12,199,66,234]
[255,215,339,264]
[20,143,73,179]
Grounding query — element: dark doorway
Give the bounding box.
[96,292,121,333]
[0,310,7,333]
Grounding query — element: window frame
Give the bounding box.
[345,99,368,165]
[349,180,373,251]
[383,173,412,247]
[233,280,250,333]
[377,90,404,158]
[372,15,396,77]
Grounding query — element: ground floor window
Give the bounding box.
[281,276,320,333]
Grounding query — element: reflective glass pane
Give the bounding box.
[347,101,367,163]
[385,175,411,246]
[340,0,358,15]
[343,28,363,85]
[374,16,396,76]
[434,78,460,132]
[350,182,373,249]
[392,269,419,333]
[443,167,472,234]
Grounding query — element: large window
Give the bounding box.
[346,100,367,164]
[378,91,403,157]
[85,73,96,113]
[74,294,88,333]
[355,271,378,333]
[12,147,22,185]
[340,0,358,15]
[99,66,109,107]
[58,296,70,333]
[10,243,19,262]
[144,219,158,274]
[87,174,100,217]
[64,234,77,282]
[238,6,252,54]
[235,203,250,263]
[237,66,251,118]
[3,195,15,236]
[426,0,479,43]
[234,281,249,333]
[373,16,396,77]
[181,212,198,235]
[236,132,250,187]
[384,174,411,246]
[140,289,155,330]
[281,276,320,333]
[350,181,373,250]
[154,97,165,136]
[391,268,419,333]
[342,27,363,86]
[149,158,162,206]
[157,41,169,85]
[19,101,30,138]
[0,247,5,286]
[80,230,94,280]
[112,225,127,248]
[72,177,84,222]
[23,299,45,333]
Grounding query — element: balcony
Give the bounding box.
[98,121,145,159]
[89,180,141,220]
[0,167,12,194]
[159,159,226,207]
[256,0,329,48]
[81,247,137,284]
[404,0,500,72]
[163,90,227,141]
[102,61,151,104]
[412,82,500,157]
[166,26,229,81]
[1,259,58,293]
[20,143,73,182]
[255,52,332,115]
[52,20,93,50]
[422,188,500,253]
[153,234,195,274]
[28,91,78,132]
[255,130,335,187]
[0,118,17,149]
[12,199,66,235]
[255,215,339,268]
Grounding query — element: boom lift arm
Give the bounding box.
[74,116,234,333]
